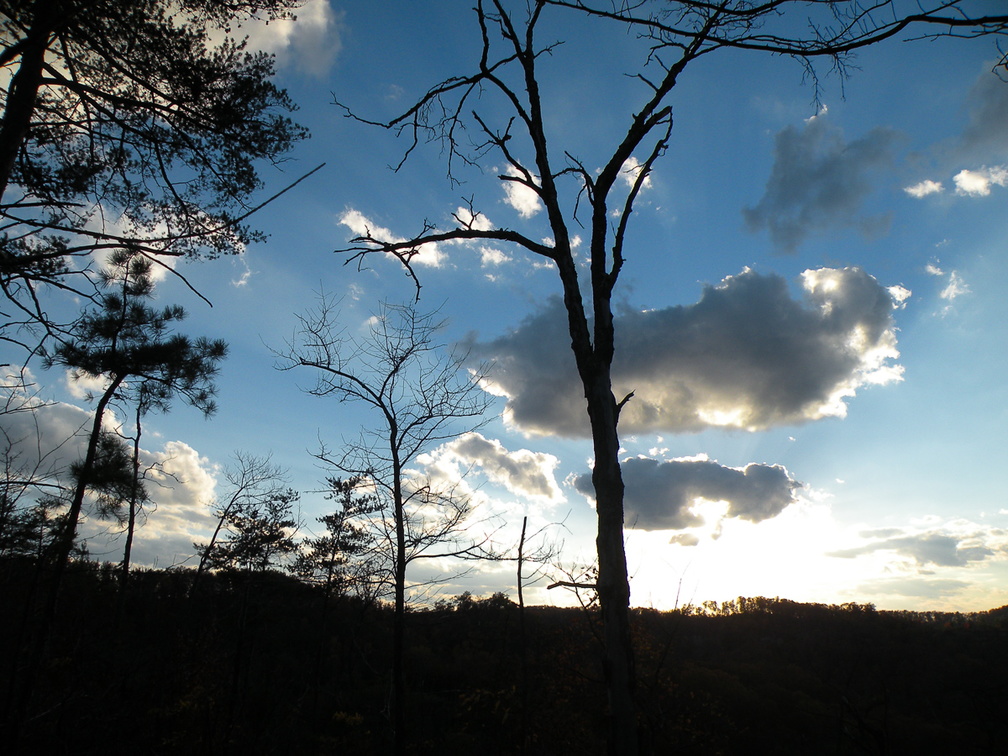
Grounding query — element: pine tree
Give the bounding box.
[0,0,308,353]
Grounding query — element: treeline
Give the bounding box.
[1,556,1005,754]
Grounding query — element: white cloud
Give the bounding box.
[925,260,970,313]
[339,208,444,267]
[231,256,254,288]
[804,103,828,123]
[887,284,911,308]
[63,369,112,402]
[224,0,342,78]
[953,166,1008,197]
[85,208,184,283]
[619,156,653,191]
[455,206,494,232]
[904,179,943,198]
[501,168,542,218]
[479,245,510,267]
[418,432,564,505]
[81,440,220,568]
[939,270,970,303]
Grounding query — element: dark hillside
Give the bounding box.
[1,559,1005,754]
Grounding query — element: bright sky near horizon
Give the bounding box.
[5,1,1008,613]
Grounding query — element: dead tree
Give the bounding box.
[331,4,1006,752]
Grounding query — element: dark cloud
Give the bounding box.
[744,117,898,251]
[959,68,1008,161]
[903,67,1008,199]
[830,532,994,568]
[572,456,801,531]
[472,267,902,437]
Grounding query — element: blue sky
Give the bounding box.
[5,1,1008,612]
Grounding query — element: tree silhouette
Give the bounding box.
[292,475,381,603]
[48,250,225,580]
[279,295,494,754]
[199,486,299,574]
[194,451,297,580]
[5,249,226,743]
[332,2,1007,752]
[69,428,143,527]
[0,0,310,358]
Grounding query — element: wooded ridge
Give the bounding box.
[2,557,1004,754]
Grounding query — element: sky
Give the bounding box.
[4,1,1008,613]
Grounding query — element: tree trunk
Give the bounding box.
[54,376,123,582]
[554,242,639,753]
[6,373,123,744]
[391,446,407,755]
[586,372,638,756]
[0,0,57,201]
[517,515,529,755]
[120,403,143,590]
[193,494,237,591]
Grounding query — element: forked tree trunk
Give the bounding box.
[555,237,639,753]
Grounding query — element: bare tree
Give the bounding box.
[331,2,1007,752]
[194,451,297,581]
[277,295,494,754]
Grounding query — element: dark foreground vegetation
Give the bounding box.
[2,557,1006,755]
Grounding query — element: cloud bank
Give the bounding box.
[830,529,996,568]
[572,455,801,531]
[1,383,220,568]
[473,267,904,437]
